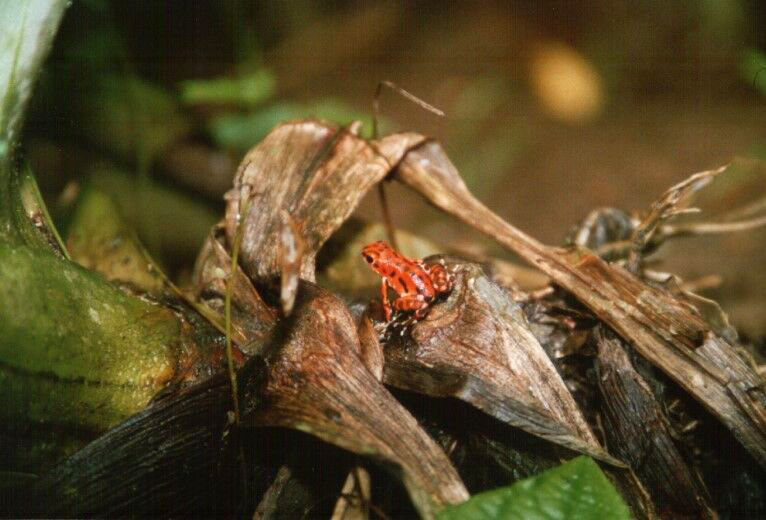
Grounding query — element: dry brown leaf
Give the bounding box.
[378,257,622,466]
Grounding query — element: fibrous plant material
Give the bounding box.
[595,326,716,518]
[9,88,765,520]
[31,372,252,518]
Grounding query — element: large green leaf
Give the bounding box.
[0,0,68,154]
[0,0,218,455]
[1,0,68,231]
[437,457,631,520]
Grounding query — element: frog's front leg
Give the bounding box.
[380,278,393,321]
[393,294,429,319]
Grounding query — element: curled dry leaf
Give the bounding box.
[379,256,621,466]
[384,138,766,468]
[595,326,716,519]
[245,282,468,518]
[226,121,396,282]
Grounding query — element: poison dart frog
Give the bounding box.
[361,240,453,321]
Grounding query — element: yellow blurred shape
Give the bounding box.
[530,42,603,123]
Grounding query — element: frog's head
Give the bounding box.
[361,241,390,274]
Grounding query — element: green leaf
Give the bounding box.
[740,48,766,98]
[437,457,631,520]
[179,69,276,107]
[208,102,305,150]
[0,0,220,452]
[0,0,68,150]
[0,0,68,225]
[83,74,191,161]
[209,98,388,151]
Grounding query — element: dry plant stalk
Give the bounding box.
[380,138,766,468]
[214,121,470,517]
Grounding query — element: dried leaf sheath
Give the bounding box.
[595,326,716,518]
[249,283,468,518]
[389,139,766,467]
[380,258,621,466]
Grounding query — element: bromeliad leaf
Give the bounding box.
[0,0,68,154]
[437,457,631,520]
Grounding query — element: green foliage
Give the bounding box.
[0,0,68,155]
[0,0,68,233]
[437,457,631,520]
[0,0,206,443]
[84,74,191,161]
[209,99,383,151]
[86,164,218,261]
[740,48,766,98]
[0,240,182,431]
[180,69,276,107]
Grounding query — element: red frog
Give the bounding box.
[361,240,453,321]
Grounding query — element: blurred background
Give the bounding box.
[23,0,766,337]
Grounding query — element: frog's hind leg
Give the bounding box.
[393,293,429,320]
[425,262,453,293]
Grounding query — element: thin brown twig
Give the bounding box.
[372,80,444,138]
[662,214,766,235]
[626,165,726,272]
[372,81,445,250]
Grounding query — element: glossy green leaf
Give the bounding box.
[0,0,215,448]
[437,457,631,520]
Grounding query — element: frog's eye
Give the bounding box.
[363,254,374,263]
